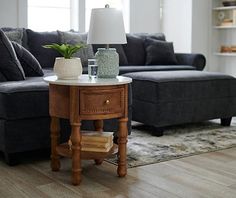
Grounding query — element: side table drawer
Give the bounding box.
[80,87,125,116]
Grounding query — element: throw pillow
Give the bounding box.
[26,29,61,68]
[0,71,7,82]
[2,28,28,49]
[122,34,145,65]
[145,38,178,65]
[122,33,166,66]
[57,31,94,67]
[4,29,23,45]
[0,29,25,81]
[12,41,44,77]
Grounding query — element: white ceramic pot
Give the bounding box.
[53,57,83,79]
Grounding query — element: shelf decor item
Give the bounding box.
[223,0,236,6]
[218,11,225,23]
[221,18,234,26]
[231,45,236,52]
[43,43,85,79]
[221,45,232,52]
[87,4,127,78]
[220,45,236,53]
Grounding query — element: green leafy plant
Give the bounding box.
[43,43,86,59]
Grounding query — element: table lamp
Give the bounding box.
[87,5,127,78]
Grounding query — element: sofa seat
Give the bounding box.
[82,65,196,75]
[0,69,53,120]
[119,65,195,74]
[124,71,236,129]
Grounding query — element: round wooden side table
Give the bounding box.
[44,75,132,185]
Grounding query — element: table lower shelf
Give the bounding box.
[56,143,118,160]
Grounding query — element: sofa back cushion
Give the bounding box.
[58,31,94,67]
[123,33,166,65]
[136,33,166,40]
[4,29,23,45]
[26,29,60,68]
[0,29,25,81]
[2,27,28,49]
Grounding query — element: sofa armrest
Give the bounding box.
[175,53,206,71]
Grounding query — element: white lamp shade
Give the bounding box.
[87,8,127,44]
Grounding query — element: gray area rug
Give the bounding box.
[106,121,236,168]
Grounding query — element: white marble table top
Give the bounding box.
[44,75,132,86]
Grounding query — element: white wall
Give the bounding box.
[0,0,27,27]
[129,0,161,33]
[162,0,192,53]
[0,0,18,27]
[191,0,210,69]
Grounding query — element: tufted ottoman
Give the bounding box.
[124,71,236,135]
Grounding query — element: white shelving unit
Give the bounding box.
[214,52,236,56]
[211,0,236,76]
[213,6,236,10]
[213,25,236,29]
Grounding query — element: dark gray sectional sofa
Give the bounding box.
[0,28,207,165]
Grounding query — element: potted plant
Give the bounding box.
[43,43,86,79]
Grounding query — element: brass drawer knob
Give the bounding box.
[105,99,110,105]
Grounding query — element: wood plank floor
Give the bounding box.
[0,147,236,198]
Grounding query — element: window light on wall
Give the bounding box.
[27,0,128,32]
[28,0,71,31]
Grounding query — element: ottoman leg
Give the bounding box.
[152,126,164,137]
[4,152,19,166]
[221,117,232,126]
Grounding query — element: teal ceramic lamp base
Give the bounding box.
[95,48,119,78]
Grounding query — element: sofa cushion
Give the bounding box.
[92,44,128,66]
[119,65,195,75]
[26,29,60,68]
[145,38,177,65]
[0,69,54,120]
[12,41,44,77]
[4,29,23,45]
[122,35,145,65]
[57,31,94,67]
[123,33,166,66]
[2,28,28,51]
[0,29,25,81]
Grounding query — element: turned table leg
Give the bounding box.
[94,120,104,132]
[94,120,104,165]
[50,117,60,171]
[69,86,82,185]
[117,117,128,177]
[71,121,82,185]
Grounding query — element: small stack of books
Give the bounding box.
[81,131,113,152]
